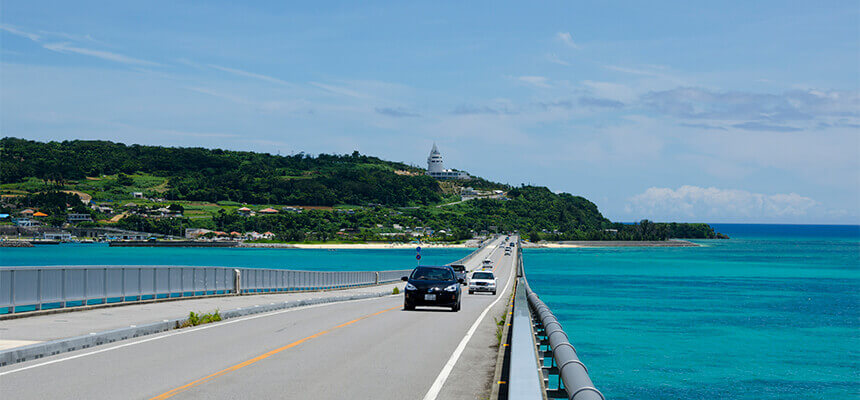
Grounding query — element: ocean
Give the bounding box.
[524,224,859,399]
[0,245,471,271]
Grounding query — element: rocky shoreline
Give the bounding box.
[0,241,34,247]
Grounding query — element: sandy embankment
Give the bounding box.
[239,242,476,249]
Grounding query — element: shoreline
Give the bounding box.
[238,242,475,249]
[524,240,701,248]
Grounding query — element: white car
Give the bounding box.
[481,259,493,270]
[469,271,497,295]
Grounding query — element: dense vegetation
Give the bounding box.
[1,137,727,241]
[1,137,441,206]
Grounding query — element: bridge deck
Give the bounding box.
[0,237,515,400]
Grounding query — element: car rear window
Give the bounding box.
[472,272,494,279]
[450,265,466,272]
[411,267,454,281]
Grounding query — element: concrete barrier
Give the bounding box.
[0,289,396,367]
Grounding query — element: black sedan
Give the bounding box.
[402,266,464,311]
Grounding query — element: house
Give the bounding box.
[237,207,253,217]
[131,192,145,199]
[282,206,303,213]
[259,208,279,214]
[461,187,479,197]
[262,231,275,239]
[20,209,35,216]
[67,213,93,223]
[33,211,48,218]
[91,204,114,214]
[13,217,36,227]
[42,231,72,241]
[185,228,212,239]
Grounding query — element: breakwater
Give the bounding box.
[109,241,238,247]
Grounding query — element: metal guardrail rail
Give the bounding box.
[509,241,604,400]
[0,265,410,315]
[447,235,496,266]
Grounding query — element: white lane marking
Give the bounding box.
[0,294,395,377]
[422,241,516,400]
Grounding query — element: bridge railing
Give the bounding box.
[509,243,604,400]
[0,265,411,315]
[448,235,498,268]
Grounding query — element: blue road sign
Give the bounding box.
[416,254,421,260]
[416,246,421,252]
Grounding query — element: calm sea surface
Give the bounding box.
[2,225,857,398]
[0,245,471,271]
[525,224,859,399]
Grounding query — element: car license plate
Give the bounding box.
[424,294,436,301]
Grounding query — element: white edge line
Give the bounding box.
[422,238,515,400]
[0,294,393,377]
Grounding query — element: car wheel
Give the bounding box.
[468,290,474,294]
[404,301,414,311]
[492,290,496,295]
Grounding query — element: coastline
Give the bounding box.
[238,242,476,249]
[524,240,700,248]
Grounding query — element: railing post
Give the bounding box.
[36,268,42,311]
[233,269,241,295]
[10,269,15,312]
[83,268,88,306]
[61,268,66,309]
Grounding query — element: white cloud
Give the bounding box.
[626,185,818,220]
[309,81,371,99]
[208,64,290,86]
[0,24,40,41]
[581,80,637,103]
[546,53,570,66]
[518,76,551,88]
[42,42,159,66]
[556,32,580,49]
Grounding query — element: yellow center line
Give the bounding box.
[149,305,400,400]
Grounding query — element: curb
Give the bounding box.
[0,290,395,367]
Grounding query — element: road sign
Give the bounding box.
[416,246,421,252]
[416,254,421,260]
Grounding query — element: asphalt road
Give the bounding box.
[0,236,517,400]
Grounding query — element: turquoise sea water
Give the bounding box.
[525,224,859,399]
[0,244,471,271]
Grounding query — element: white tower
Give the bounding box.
[427,143,444,173]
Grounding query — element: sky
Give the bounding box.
[1,1,858,224]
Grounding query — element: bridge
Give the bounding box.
[0,236,601,399]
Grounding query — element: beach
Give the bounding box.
[238,241,476,249]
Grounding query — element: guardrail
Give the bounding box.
[509,243,604,400]
[0,265,411,315]
[447,235,496,266]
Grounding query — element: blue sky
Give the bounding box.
[2,1,858,223]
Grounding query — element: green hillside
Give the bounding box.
[0,137,725,241]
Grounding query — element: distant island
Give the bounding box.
[0,137,727,244]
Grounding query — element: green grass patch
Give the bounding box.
[178,310,222,328]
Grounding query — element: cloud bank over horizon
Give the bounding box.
[625,186,830,223]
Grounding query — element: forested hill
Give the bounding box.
[0,137,725,240]
[1,137,443,206]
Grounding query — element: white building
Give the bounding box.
[426,143,470,180]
